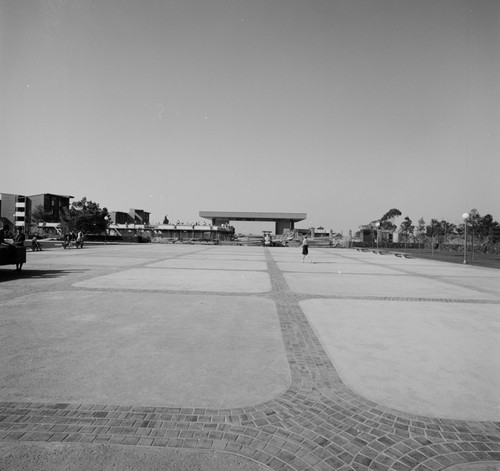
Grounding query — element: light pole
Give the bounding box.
[104,215,110,245]
[375,221,380,250]
[462,212,469,264]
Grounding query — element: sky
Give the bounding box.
[1,0,499,234]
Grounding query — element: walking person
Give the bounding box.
[76,231,84,249]
[301,236,312,263]
[63,233,72,249]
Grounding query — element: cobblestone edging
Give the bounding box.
[0,249,499,470]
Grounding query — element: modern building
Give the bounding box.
[294,226,332,239]
[109,211,135,225]
[29,193,73,224]
[0,193,28,230]
[0,192,72,233]
[199,211,307,235]
[154,223,234,242]
[109,209,150,225]
[358,224,394,244]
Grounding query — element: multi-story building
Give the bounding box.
[109,209,150,226]
[29,193,73,224]
[0,193,30,231]
[129,209,150,225]
[0,192,72,233]
[109,211,134,225]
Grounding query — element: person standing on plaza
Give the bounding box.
[13,228,26,247]
[0,225,7,246]
[301,236,312,263]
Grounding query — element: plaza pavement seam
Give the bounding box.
[0,247,499,470]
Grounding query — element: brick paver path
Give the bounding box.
[1,247,499,470]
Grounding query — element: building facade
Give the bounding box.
[29,194,73,224]
[109,209,150,225]
[0,193,29,230]
[0,193,72,233]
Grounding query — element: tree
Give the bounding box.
[426,219,441,252]
[477,214,498,240]
[380,208,402,231]
[439,220,456,245]
[467,209,482,261]
[426,219,439,238]
[468,208,481,234]
[60,197,109,234]
[415,217,426,247]
[425,219,455,248]
[489,226,500,244]
[400,217,414,242]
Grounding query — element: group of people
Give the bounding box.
[0,225,27,270]
[1,225,43,251]
[1,226,86,251]
[63,231,84,249]
[0,225,26,247]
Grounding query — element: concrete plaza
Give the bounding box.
[0,244,499,470]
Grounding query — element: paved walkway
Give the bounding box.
[0,245,499,470]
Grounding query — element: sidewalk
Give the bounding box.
[1,245,499,470]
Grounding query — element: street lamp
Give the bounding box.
[375,221,381,250]
[462,212,469,264]
[104,215,110,245]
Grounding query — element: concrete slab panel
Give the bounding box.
[272,255,363,264]
[74,268,271,293]
[276,261,402,274]
[285,272,497,300]
[147,259,267,271]
[437,275,500,298]
[182,253,266,261]
[27,256,152,267]
[411,264,500,276]
[445,463,500,471]
[301,298,500,421]
[0,291,290,408]
[0,442,270,471]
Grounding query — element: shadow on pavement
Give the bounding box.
[0,268,88,282]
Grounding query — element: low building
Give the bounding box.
[154,224,234,242]
[106,223,233,243]
[296,227,331,239]
[359,224,394,244]
[200,211,306,235]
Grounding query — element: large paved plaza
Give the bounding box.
[0,244,499,470]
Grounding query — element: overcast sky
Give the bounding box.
[1,0,498,234]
